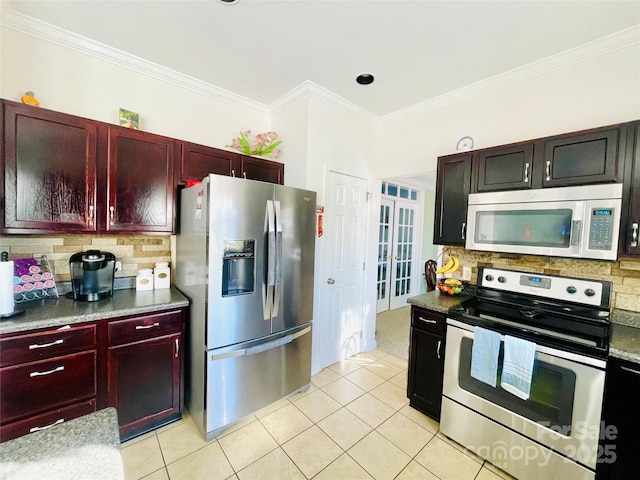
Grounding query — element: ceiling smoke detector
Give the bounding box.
[356,74,375,85]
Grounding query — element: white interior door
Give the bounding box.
[389,200,417,310]
[376,199,394,313]
[322,171,368,367]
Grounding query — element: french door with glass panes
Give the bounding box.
[377,198,418,312]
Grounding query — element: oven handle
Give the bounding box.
[446,318,607,369]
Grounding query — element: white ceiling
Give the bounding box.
[6,0,640,118]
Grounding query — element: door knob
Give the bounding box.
[327,278,335,285]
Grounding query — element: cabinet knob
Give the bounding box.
[631,222,638,248]
[524,162,529,183]
[109,206,115,225]
[327,278,335,285]
[88,205,94,227]
[461,222,466,241]
[545,160,551,181]
[231,169,236,177]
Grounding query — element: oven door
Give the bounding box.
[442,319,606,470]
[465,199,583,258]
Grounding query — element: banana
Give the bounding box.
[435,255,455,274]
[444,278,462,286]
[446,255,460,274]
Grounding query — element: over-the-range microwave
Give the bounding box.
[465,184,622,260]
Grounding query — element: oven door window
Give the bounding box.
[474,209,573,248]
[459,338,576,432]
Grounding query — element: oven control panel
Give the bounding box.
[480,268,605,306]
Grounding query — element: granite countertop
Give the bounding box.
[407,290,640,364]
[0,407,123,480]
[0,287,189,335]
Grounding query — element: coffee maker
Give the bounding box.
[68,250,116,301]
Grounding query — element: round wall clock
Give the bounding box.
[456,136,474,151]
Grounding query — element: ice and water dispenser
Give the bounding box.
[222,240,255,296]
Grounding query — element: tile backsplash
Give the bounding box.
[444,246,640,313]
[0,234,173,282]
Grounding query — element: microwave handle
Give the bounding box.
[570,220,582,247]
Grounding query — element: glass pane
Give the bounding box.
[411,191,417,201]
[381,183,386,194]
[387,184,398,196]
[379,205,385,223]
[474,209,573,247]
[400,187,409,199]
[407,278,411,294]
[385,207,389,224]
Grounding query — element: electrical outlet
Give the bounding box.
[115,261,122,272]
[462,266,472,281]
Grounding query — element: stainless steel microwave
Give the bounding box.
[465,184,622,260]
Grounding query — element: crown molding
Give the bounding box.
[1,10,271,117]
[269,81,380,126]
[3,9,638,127]
[378,25,640,126]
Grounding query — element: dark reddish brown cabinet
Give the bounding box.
[105,126,178,233]
[107,309,184,440]
[433,152,472,246]
[238,155,284,184]
[179,141,237,183]
[0,323,98,442]
[407,306,446,421]
[2,100,98,233]
[621,121,640,256]
[540,125,624,187]
[475,143,535,192]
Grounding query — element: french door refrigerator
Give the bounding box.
[176,174,316,439]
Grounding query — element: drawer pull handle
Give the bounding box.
[175,338,180,358]
[30,366,65,377]
[419,317,437,324]
[29,339,64,350]
[437,340,442,360]
[135,322,160,330]
[30,419,64,433]
[545,160,551,181]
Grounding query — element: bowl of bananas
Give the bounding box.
[437,278,464,295]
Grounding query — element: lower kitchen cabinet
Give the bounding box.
[107,310,184,441]
[407,306,446,421]
[597,357,640,479]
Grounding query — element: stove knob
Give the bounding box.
[485,275,494,282]
[498,276,507,283]
[584,288,596,297]
[566,286,577,294]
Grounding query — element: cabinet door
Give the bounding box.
[108,333,182,440]
[180,142,237,183]
[407,326,444,421]
[621,121,639,256]
[598,358,640,479]
[542,126,622,187]
[433,153,472,245]
[106,127,177,233]
[476,143,534,192]
[239,155,284,184]
[2,100,97,233]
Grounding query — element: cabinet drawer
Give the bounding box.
[0,324,96,368]
[0,398,96,443]
[0,351,96,423]
[108,310,183,346]
[411,307,446,336]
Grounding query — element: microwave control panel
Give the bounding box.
[588,208,614,250]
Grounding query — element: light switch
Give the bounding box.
[462,266,472,281]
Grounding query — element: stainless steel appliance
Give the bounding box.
[67,250,116,301]
[441,267,611,480]
[176,174,316,440]
[465,184,622,260]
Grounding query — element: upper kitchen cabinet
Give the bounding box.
[2,100,98,234]
[179,142,237,184]
[540,125,623,188]
[104,126,178,233]
[475,143,535,192]
[620,121,640,257]
[238,155,284,184]
[434,153,472,246]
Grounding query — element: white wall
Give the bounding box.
[375,44,640,179]
[1,27,270,157]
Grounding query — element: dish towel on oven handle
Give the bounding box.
[501,335,536,400]
[470,326,501,387]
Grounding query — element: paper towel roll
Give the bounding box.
[0,260,15,315]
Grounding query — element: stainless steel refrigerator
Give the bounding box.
[176,174,316,440]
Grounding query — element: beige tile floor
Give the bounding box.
[120,348,515,480]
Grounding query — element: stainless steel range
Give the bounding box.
[441,267,611,480]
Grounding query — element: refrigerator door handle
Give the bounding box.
[272,200,283,317]
[264,200,276,320]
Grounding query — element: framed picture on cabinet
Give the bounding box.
[119,108,139,130]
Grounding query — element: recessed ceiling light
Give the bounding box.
[356,74,375,85]
[217,0,239,4]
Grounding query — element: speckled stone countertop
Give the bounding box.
[407,291,640,364]
[0,407,123,479]
[0,287,189,335]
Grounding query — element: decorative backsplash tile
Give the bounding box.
[0,235,172,282]
[444,246,640,313]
